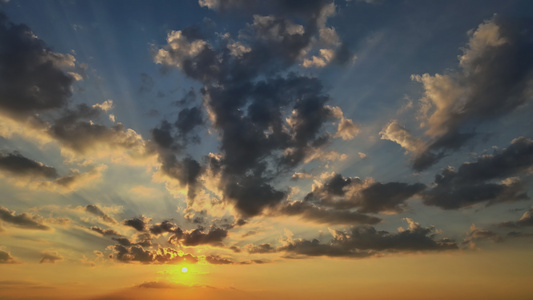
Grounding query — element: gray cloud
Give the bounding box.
[245,243,276,254]
[89,226,120,236]
[0,206,50,230]
[205,255,234,264]
[422,137,532,209]
[281,219,457,257]
[154,0,354,217]
[85,205,116,224]
[500,207,533,228]
[277,201,381,225]
[123,217,148,232]
[384,17,533,170]
[170,225,228,247]
[0,12,74,118]
[112,245,198,264]
[303,173,426,214]
[0,152,58,179]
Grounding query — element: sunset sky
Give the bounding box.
[1,0,533,299]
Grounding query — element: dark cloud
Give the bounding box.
[85,205,116,224]
[0,12,73,118]
[149,220,177,235]
[154,0,353,217]
[408,17,533,170]
[39,251,62,263]
[500,207,533,228]
[245,243,276,254]
[112,237,133,246]
[50,116,144,154]
[0,152,58,179]
[175,106,203,136]
[147,220,229,247]
[281,219,457,257]
[0,250,16,264]
[277,201,381,225]
[89,226,120,236]
[123,217,148,232]
[303,173,426,214]
[159,155,202,200]
[151,120,175,149]
[111,245,198,264]
[422,137,532,209]
[176,88,196,106]
[170,225,228,247]
[0,206,50,230]
[205,255,234,264]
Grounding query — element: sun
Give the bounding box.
[181,267,188,273]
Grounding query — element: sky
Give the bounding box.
[0,0,533,299]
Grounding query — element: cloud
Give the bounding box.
[0,152,58,179]
[85,205,116,224]
[0,12,74,118]
[49,103,148,156]
[89,226,120,236]
[154,1,356,217]
[0,250,16,264]
[463,224,502,249]
[500,207,533,228]
[245,243,276,254]
[380,121,425,154]
[384,17,533,170]
[204,255,234,264]
[276,201,381,225]
[169,225,228,247]
[422,137,532,209]
[39,251,63,263]
[280,218,457,257]
[0,152,107,192]
[111,245,198,264]
[123,217,150,232]
[303,173,426,214]
[0,207,50,230]
[149,220,229,247]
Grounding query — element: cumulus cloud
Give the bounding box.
[149,220,229,247]
[281,218,457,257]
[380,121,425,154]
[0,12,153,169]
[111,245,198,264]
[169,225,228,247]
[422,137,532,209]
[124,217,150,232]
[0,207,50,230]
[0,12,74,118]
[153,0,357,218]
[383,17,533,170]
[303,173,426,214]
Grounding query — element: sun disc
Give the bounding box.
[181,267,188,273]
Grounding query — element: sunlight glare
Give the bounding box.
[181,267,188,273]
